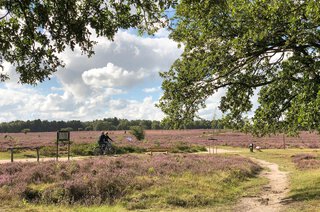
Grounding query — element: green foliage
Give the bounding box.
[158,0,320,135]
[40,146,56,157]
[21,128,31,134]
[130,126,145,141]
[70,143,96,156]
[172,143,207,153]
[0,0,177,84]
[0,118,218,133]
[60,127,73,132]
[114,146,145,154]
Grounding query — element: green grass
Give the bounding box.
[0,152,266,211]
[0,150,40,160]
[218,146,320,211]
[123,171,267,211]
[0,143,207,161]
[0,200,126,212]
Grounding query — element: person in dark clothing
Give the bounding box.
[98,131,106,155]
[105,132,114,143]
[104,132,115,154]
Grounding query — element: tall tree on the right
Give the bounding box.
[158,0,320,136]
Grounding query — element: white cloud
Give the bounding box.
[55,30,182,100]
[197,89,226,120]
[143,87,161,93]
[0,29,203,122]
[107,97,164,120]
[154,28,171,38]
[82,63,150,88]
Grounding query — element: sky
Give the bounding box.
[0,29,225,122]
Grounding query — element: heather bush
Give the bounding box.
[0,154,261,209]
[291,153,320,170]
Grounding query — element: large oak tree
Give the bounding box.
[0,0,176,84]
[158,0,320,135]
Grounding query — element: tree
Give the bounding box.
[0,0,176,84]
[130,125,145,141]
[158,0,320,136]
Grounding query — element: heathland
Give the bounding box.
[1,130,320,211]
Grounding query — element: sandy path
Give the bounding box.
[234,158,289,212]
[206,147,240,154]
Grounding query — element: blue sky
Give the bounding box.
[0,28,224,122]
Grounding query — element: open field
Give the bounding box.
[2,130,320,211]
[0,154,263,211]
[1,130,320,152]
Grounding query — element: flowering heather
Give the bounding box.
[1,130,320,151]
[291,153,320,170]
[0,154,260,206]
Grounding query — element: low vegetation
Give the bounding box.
[129,126,145,141]
[230,147,320,212]
[0,154,262,210]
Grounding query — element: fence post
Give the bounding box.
[67,142,70,161]
[10,148,13,162]
[56,135,59,161]
[36,147,40,162]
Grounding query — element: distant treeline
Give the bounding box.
[0,118,224,133]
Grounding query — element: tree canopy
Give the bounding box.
[0,0,176,84]
[0,117,216,133]
[158,0,320,135]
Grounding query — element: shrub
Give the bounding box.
[130,126,145,141]
[40,146,56,157]
[291,153,320,170]
[21,128,31,134]
[60,127,73,132]
[172,143,207,153]
[70,143,96,156]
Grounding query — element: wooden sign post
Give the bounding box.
[56,131,71,161]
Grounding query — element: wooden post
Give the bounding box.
[67,142,70,161]
[10,148,13,162]
[56,135,59,161]
[36,147,40,162]
[283,134,286,150]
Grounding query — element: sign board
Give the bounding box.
[56,131,71,161]
[57,131,70,141]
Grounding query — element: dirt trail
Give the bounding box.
[206,147,240,154]
[235,158,289,212]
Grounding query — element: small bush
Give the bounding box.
[60,127,73,132]
[114,146,146,154]
[172,143,206,153]
[21,128,31,134]
[130,126,145,141]
[71,143,96,156]
[40,146,56,157]
[292,153,320,170]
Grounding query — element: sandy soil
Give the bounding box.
[206,147,240,154]
[234,158,289,212]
